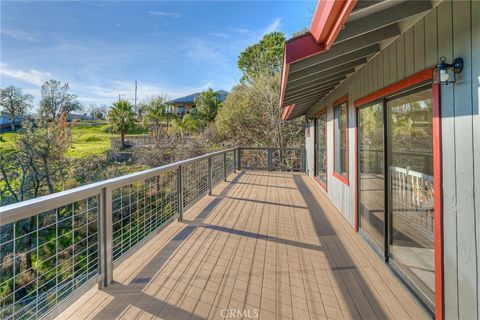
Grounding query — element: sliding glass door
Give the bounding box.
[357,86,435,311]
[387,88,435,309]
[358,103,384,251]
[315,112,327,188]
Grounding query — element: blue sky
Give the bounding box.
[1,1,315,108]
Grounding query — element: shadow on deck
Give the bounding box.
[57,171,427,320]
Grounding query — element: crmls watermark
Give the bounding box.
[220,308,259,319]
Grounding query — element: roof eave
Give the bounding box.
[279,0,357,112]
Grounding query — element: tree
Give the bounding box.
[0,86,33,130]
[142,98,166,142]
[108,100,136,149]
[194,88,222,124]
[216,31,303,149]
[39,79,81,121]
[237,32,286,82]
[88,104,108,119]
[172,113,199,137]
[0,113,73,205]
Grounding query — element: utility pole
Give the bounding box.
[134,80,138,110]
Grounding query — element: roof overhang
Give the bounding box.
[280,0,435,120]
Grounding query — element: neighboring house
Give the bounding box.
[168,90,228,116]
[0,111,24,132]
[280,1,479,319]
[66,113,97,122]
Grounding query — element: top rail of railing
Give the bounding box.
[0,148,237,225]
[0,147,305,226]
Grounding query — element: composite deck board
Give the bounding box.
[56,171,426,320]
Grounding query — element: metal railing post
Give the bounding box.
[177,166,183,222]
[237,148,242,170]
[233,149,237,173]
[301,149,306,172]
[99,187,113,289]
[223,152,227,181]
[267,148,273,171]
[208,156,213,195]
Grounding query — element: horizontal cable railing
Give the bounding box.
[237,147,305,172]
[0,147,303,319]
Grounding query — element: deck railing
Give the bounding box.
[237,147,305,172]
[0,147,304,320]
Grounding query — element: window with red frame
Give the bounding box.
[334,102,348,178]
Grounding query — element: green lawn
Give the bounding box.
[0,120,151,159]
[1,121,118,159]
[66,121,118,159]
[0,132,16,155]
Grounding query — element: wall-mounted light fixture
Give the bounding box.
[435,56,463,85]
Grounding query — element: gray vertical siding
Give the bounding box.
[303,0,479,318]
[472,2,480,318]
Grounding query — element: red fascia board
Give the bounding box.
[284,33,326,64]
[282,104,295,120]
[279,55,290,108]
[310,0,358,49]
[280,0,357,110]
[279,33,326,108]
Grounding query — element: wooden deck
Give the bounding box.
[56,171,427,320]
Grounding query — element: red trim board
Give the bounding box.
[310,0,358,49]
[313,177,327,193]
[332,95,349,185]
[353,106,358,232]
[432,77,444,320]
[282,104,295,120]
[354,69,433,107]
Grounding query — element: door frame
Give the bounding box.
[354,68,443,319]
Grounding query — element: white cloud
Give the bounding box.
[263,18,282,35]
[1,29,36,42]
[148,10,182,18]
[210,32,230,39]
[185,40,225,62]
[0,63,53,86]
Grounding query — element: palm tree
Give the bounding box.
[142,98,176,140]
[194,88,221,123]
[108,100,136,149]
[172,114,198,137]
[142,100,164,142]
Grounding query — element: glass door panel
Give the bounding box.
[388,88,435,307]
[358,103,384,251]
[315,113,327,187]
